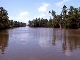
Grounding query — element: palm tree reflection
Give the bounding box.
[52,29,80,56]
[0,30,9,54]
[63,29,80,56]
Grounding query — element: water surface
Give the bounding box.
[0,26,80,60]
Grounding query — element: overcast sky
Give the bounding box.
[0,0,80,23]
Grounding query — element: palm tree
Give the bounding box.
[62,5,67,20]
[70,6,74,14]
[49,10,56,20]
[49,10,57,27]
[0,7,9,28]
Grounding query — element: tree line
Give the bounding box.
[0,7,26,30]
[28,5,80,29]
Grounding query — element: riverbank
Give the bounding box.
[28,5,80,29]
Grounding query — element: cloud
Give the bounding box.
[33,9,51,19]
[33,13,50,19]
[38,13,46,18]
[55,0,70,7]
[33,14,46,19]
[9,11,29,23]
[19,11,28,17]
[9,3,51,23]
[36,3,51,19]
[38,3,50,12]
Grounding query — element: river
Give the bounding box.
[0,26,80,60]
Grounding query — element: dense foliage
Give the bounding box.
[28,18,54,28]
[0,7,26,29]
[28,5,80,29]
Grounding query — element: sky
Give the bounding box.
[0,0,80,23]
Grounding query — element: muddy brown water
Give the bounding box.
[0,26,80,60]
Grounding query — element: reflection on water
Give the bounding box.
[0,30,9,54]
[0,27,80,60]
[51,29,80,56]
[38,28,52,47]
[36,28,80,57]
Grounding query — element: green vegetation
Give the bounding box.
[28,5,80,29]
[0,7,26,30]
